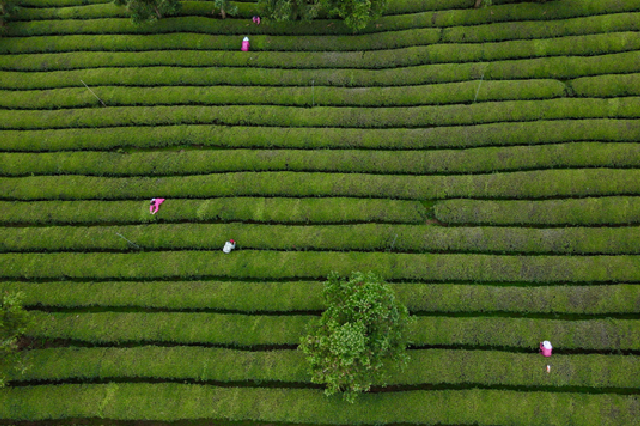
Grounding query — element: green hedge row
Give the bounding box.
[3,51,639,92]
[0,80,566,109]
[0,30,443,55]
[2,32,637,69]
[3,385,639,425]
[570,73,640,97]
[5,143,635,176]
[4,223,640,254]
[3,98,640,130]
[16,3,130,20]
[18,0,111,7]
[3,169,640,200]
[0,198,427,225]
[4,280,639,314]
[12,347,640,389]
[26,311,640,349]
[9,10,640,41]
[15,0,470,21]
[28,311,310,346]
[434,197,640,225]
[3,251,640,282]
[3,51,639,91]
[2,119,638,152]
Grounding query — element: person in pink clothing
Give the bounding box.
[241,37,250,51]
[252,16,260,24]
[539,341,552,357]
[150,198,165,214]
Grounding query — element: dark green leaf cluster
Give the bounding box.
[259,0,387,31]
[299,272,413,402]
[113,0,181,24]
[0,291,34,387]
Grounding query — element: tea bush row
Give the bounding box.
[2,384,638,425]
[2,120,638,151]
[3,251,640,282]
[26,310,640,349]
[4,142,634,176]
[4,280,639,314]
[3,223,640,254]
[2,98,639,130]
[0,80,566,109]
[435,197,640,225]
[2,170,640,200]
[7,10,639,42]
[12,346,640,388]
[0,198,427,225]
[3,52,638,91]
[3,32,637,67]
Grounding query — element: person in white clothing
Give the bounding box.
[223,239,236,254]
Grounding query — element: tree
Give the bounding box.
[258,0,387,31]
[113,0,181,24]
[213,0,238,19]
[0,292,34,387]
[0,0,16,33]
[299,272,413,402]
[259,0,322,23]
[321,0,388,31]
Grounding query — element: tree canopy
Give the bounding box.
[259,0,388,31]
[0,292,33,387]
[113,0,181,24]
[299,272,413,402]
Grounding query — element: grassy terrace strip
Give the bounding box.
[2,120,638,152]
[3,52,640,90]
[10,347,640,389]
[27,311,311,346]
[25,311,640,350]
[3,169,640,200]
[434,197,640,226]
[0,80,567,109]
[571,73,640,97]
[4,281,640,314]
[0,198,427,225]
[5,224,640,254]
[3,252,640,282]
[2,385,638,425]
[2,33,639,64]
[3,143,637,177]
[2,99,640,130]
[7,12,640,39]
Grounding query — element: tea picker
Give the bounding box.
[150,198,165,214]
[223,239,236,254]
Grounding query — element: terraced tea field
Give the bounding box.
[1,0,640,424]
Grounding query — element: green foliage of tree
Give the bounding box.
[322,0,388,31]
[299,272,413,402]
[0,292,33,387]
[214,0,238,19]
[113,0,181,24]
[258,0,386,31]
[1,0,16,33]
[259,0,322,23]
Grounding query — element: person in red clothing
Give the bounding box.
[540,340,553,357]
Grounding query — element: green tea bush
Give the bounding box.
[2,119,638,152]
[435,197,640,225]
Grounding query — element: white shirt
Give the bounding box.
[223,242,236,253]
